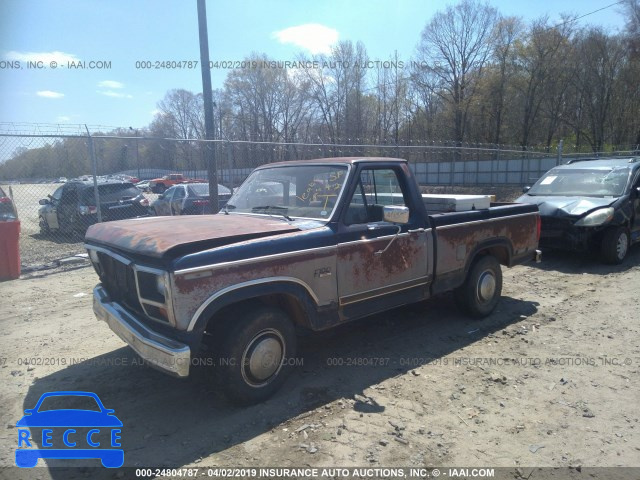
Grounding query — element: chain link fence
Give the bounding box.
[0,131,637,269]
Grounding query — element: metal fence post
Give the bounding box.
[85,125,102,223]
[557,139,564,166]
[227,140,234,191]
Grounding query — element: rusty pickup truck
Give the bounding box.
[86,158,541,403]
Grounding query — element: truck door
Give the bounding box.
[336,166,431,319]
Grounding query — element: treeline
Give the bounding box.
[1,0,639,179]
[152,0,639,151]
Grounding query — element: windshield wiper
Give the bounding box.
[223,203,236,214]
[251,205,293,221]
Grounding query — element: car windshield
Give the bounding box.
[80,183,139,203]
[37,395,101,412]
[528,167,631,197]
[227,164,349,220]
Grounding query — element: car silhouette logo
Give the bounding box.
[16,391,123,468]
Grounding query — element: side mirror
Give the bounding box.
[39,199,49,205]
[522,186,531,193]
[382,205,410,224]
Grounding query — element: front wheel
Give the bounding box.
[454,254,503,318]
[39,216,50,235]
[216,306,297,405]
[601,226,629,264]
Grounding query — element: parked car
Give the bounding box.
[517,157,640,264]
[86,157,540,404]
[148,173,205,193]
[135,180,151,193]
[150,183,232,216]
[109,174,140,184]
[0,186,18,220]
[38,180,150,235]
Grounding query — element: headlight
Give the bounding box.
[574,207,614,226]
[88,249,100,264]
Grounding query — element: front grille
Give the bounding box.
[97,252,143,314]
[540,216,575,230]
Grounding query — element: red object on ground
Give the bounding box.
[0,220,20,280]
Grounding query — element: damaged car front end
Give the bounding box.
[517,158,640,264]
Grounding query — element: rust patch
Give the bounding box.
[86,215,299,258]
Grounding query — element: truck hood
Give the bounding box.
[516,195,616,217]
[85,214,300,258]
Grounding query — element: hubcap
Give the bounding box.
[617,232,628,260]
[241,329,285,386]
[477,270,496,303]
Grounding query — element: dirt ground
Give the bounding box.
[0,246,639,479]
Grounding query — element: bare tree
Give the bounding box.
[572,29,626,152]
[512,18,574,149]
[414,0,498,145]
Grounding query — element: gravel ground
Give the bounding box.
[0,245,638,480]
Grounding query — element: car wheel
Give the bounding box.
[454,254,503,318]
[601,226,629,264]
[39,216,50,235]
[215,306,297,405]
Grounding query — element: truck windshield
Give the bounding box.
[227,164,349,220]
[528,167,630,197]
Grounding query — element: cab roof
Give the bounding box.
[560,157,640,170]
[259,157,407,168]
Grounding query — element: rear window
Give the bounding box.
[189,184,209,196]
[188,184,231,196]
[80,183,139,203]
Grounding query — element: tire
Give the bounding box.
[39,216,50,235]
[601,226,629,264]
[454,254,503,318]
[215,306,297,405]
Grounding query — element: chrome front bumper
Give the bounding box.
[93,285,190,377]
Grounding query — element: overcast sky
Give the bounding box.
[0,0,628,131]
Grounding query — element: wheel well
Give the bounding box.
[470,244,510,269]
[204,293,310,336]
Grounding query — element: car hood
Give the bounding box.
[85,214,301,259]
[516,195,616,217]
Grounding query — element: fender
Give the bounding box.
[464,237,513,271]
[187,277,328,334]
[430,237,513,296]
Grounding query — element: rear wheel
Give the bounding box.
[601,226,629,264]
[454,255,503,318]
[215,306,296,405]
